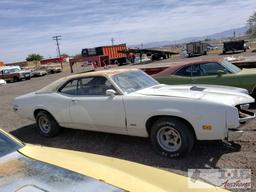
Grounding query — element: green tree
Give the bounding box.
[247,12,256,38]
[26,53,44,61]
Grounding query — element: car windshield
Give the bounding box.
[9,68,20,73]
[221,60,241,73]
[111,70,159,93]
[0,131,23,158]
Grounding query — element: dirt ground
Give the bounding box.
[0,56,256,191]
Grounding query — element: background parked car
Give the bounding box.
[154,59,256,98]
[0,79,6,85]
[40,64,62,74]
[31,69,48,77]
[0,67,31,82]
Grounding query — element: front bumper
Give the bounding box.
[239,109,256,123]
[228,129,244,141]
[228,108,255,141]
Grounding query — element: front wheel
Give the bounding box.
[13,76,19,82]
[150,117,194,158]
[36,111,61,137]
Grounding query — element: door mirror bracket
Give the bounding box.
[217,70,225,76]
[106,89,116,97]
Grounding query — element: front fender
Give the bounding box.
[143,107,227,141]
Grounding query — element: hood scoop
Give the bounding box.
[190,86,206,92]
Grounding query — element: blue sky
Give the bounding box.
[0,0,255,63]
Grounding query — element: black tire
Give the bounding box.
[36,111,61,137]
[150,117,194,158]
[13,76,19,82]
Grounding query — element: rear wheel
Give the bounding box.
[150,117,194,158]
[36,111,61,137]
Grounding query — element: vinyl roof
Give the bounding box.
[38,68,139,93]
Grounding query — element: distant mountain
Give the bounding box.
[131,26,247,48]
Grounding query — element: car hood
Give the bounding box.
[33,70,46,73]
[135,84,254,106]
[19,70,31,74]
[17,144,226,192]
[0,151,123,192]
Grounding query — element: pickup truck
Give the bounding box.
[0,67,31,82]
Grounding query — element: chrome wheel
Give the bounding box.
[156,126,182,152]
[38,116,51,134]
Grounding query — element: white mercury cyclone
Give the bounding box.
[13,69,255,157]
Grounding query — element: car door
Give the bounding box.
[68,76,127,134]
[190,63,235,86]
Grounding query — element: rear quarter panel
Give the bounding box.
[15,93,71,126]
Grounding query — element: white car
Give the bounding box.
[0,79,6,85]
[13,69,255,157]
[32,69,47,77]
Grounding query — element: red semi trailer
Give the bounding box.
[69,44,128,73]
[82,44,128,65]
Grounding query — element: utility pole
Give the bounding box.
[52,35,63,69]
[111,38,115,46]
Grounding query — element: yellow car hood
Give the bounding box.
[19,144,228,192]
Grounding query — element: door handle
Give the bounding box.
[71,99,78,103]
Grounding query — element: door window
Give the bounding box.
[175,66,192,76]
[3,70,10,74]
[199,63,228,76]
[191,65,203,76]
[59,77,116,96]
[77,77,115,96]
[59,79,78,95]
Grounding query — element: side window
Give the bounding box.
[191,65,202,77]
[175,66,192,76]
[3,70,9,74]
[77,77,115,96]
[59,79,78,95]
[200,63,227,76]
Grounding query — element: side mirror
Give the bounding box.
[217,70,225,76]
[106,89,116,97]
